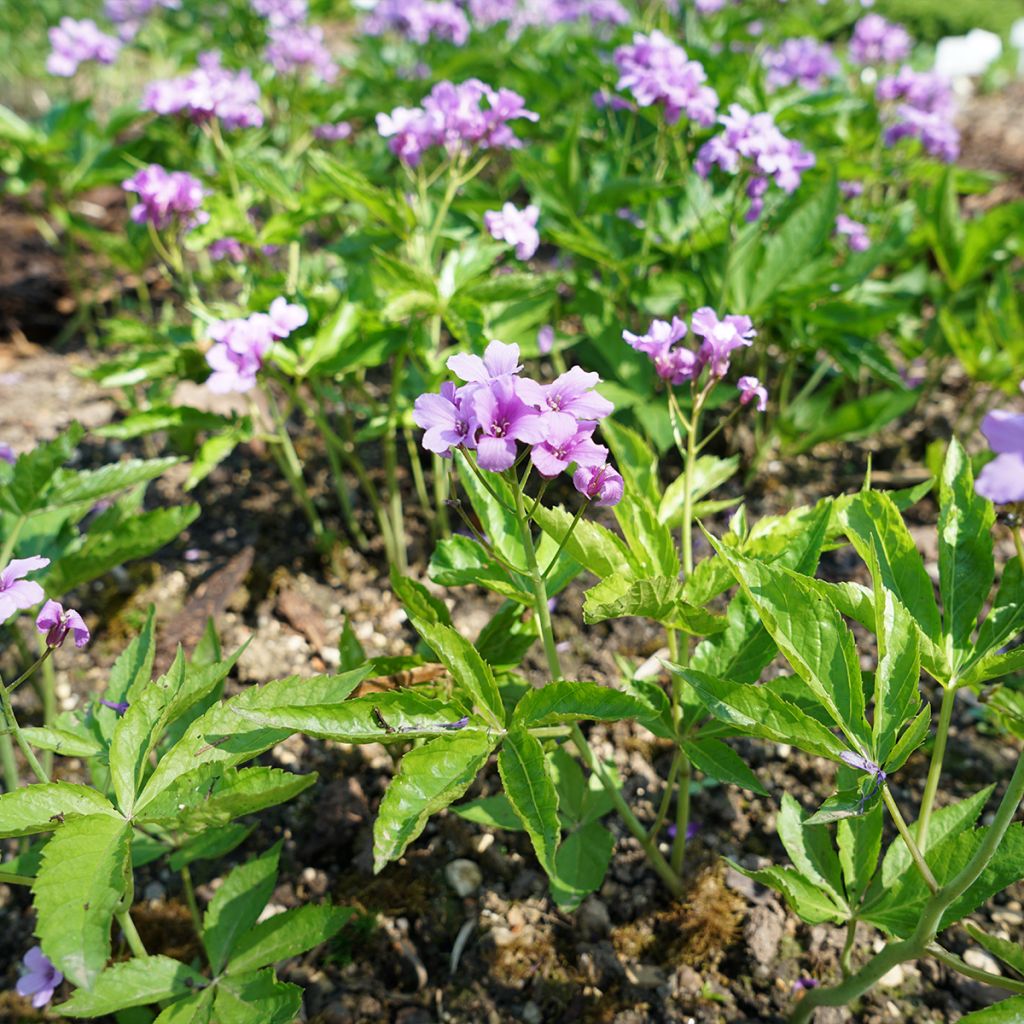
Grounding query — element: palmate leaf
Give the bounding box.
[203,844,281,973]
[33,814,133,988]
[373,731,496,871]
[499,726,560,879]
[227,904,353,975]
[0,783,118,838]
[57,956,207,1017]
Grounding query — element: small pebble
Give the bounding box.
[964,949,1002,976]
[445,858,483,898]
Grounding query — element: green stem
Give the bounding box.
[0,515,27,568]
[4,649,52,696]
[840,919,857,978]
[927,943,1024,994]
[671,751,691,874]
[917,684,958,853]
[37,636,56,777]
[180,865,203,940]
[647,749,681,843]
[1014,525,1024,575]
[0,871,34,886]
[384,352,409,574]
[404,424,433,526]
[881,786,938,894]
[0,675,48,785]
[541,500,590,579]
[117,911,149,959]
[0,732,18,794]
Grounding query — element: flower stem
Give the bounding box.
[881,785,938,894]
[117,911,149,960]
[1014,525,1024,575]
[916,683,958,853]
[180,865,203,940]
[0,674,48,785]
[384,351,409,574]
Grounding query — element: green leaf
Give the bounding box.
[409,619,504,728]
[965,922,1024,979]
[837,803,882,904]
[778,793,846,908]
[338,618,366,673]
[499,726,560,878]
[33,814,133,988]
[203,844,281,973]
[308,151,412,233]
[48,458,181,510]
[373,731,495,871]
[0,783,117,837]
[974,558,1024,668]
[169,824,254,871]
[57,957,207,1017]
[513,681,648,727]
[883,704,931,773]
[531,504,632,579]
[102,607,157,716]
[958,998,1024,1023]
[600,419,660,506]
[709,541,870,747]
[213,968,302,1024]
[152,990,214,1024]
[939,438,995,661]
[389,571,452,627]
[728,861,846,924]
[658,455,739,526]
[550,820,615,910]
[20,726,103,758]
[452,794,524,831]
[228,904,353,974]
[453,450,527,568]
[582,574,724,636]
[0,424,82,516]
[680,668,846,761]
[429,534,533,604]
[691,596,776,684]
[684,737,768,797]
[840,490,941,641]
[612,492,679,579]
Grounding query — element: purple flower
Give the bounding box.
[690,308,756,378]
[376,79,537,166]
[977,409,1024,505]
[530,412,609,477]
[365,0,470,45]
[537,324,555,355]
[877,66,953,113]
[695,0,726,11]
[447,339,522,384]
[573,464,624,506]
[104,0,179,40]
[205,299,306,393]
[484,203,540,260]
[142,52,263,130]
[208,237,246,262]
[849,14,911,66]
[840,180,864,199]
[469,377,546,471]
[623,316,700,385]
[122,165,209,231]
[36,600,90,649]
[840,750,886,780]
[876,66,959,162]
[884,105,959,162]
[737,375,767,412]
[613,31,718,128]
[16,947,62,1009]
[267,297,308,338]
[762,37,839,92]
[0,443,15,464]
[314,121,353,141]
[47,17,121,77]
[517,366,613,421]
[251,0,308,25]
[835,213,870,252]
[413,382,474,456]
[99,698,130,715]
[266,24,337,82]
[666,820,701,840]
[0,557,49,625]
[793,978,819,993]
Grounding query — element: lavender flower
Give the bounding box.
[691,308,756,378]
[469,377,546,471]
[793,978,819,993]
[0,443,15,464]
[849,14,911,66]
[205,299,307,393]
[537,324,555,355]
[623,316,699,385]
[251,0,308,25]
[840,179,864,199]
[208,237,246,262]
[104,0,180,40]
[16,947,62,1009]
[377,79,537,166]
[314,121,353,141]
[573,463,624,506]
[484,203,540,260]
[516,366,614,420]
[882,97,959,163]
[613,31,718,127]
[142,52,264,130]
[413,382,474,455]
[762,37,840,92]
[505,0,628,36]
[737,375,768,411]
[122,165,209,230]
[0,557,49,625]
[266,24,337,82]
[448,338,522,383]
[695,0,726,12]
[47,17,121,77]
[977,406,1024,505]
[529,413,608,477]
[835,213,869,252]
[365,0,470,45]
[36,600,90,649]
[99,698,130,715]
[876,66,953,113]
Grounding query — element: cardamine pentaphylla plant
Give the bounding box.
[2,602,359,1019]
[674,439,1024,1023]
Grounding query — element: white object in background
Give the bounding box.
[1011,18,1024,74]
[934,28,1002,80]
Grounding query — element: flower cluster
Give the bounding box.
[696,104,815,219]
[37,600,90,649]
[0,557,48,625]
[122,165,209,231]
[266,24,337,82]
[849,14,911,66]
[365,0,470,46]
[762,37,840,92]
[484,203,540,260]
[624,308,762,395]
[251,0,308,25]
[506,0,628,36]
[976,384,1024,505]
[205,298,307,394]
[104,0,180,40]
[414,340,623,504]
[377,79,537,166]
[835,213,869,252]
[877,66,959,162]
[142,52,264,130]
[47,17,121,77]
[613,31,718,128]
[0,443,15,464]
[17,948,62,1009]
[314,121,353,141]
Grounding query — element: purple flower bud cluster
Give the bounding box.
[37,600,90,649]
[613,31,718,128]
[122,164,209,231]
[104,0,180,41]
[205,298,308,394]
[414,340,623,504]
[696,104,815,220]
[208,237,246,262]
[624,309,764,404]
[835,213,869,252]
[142,52,264,130]
[314,121,353,141]
[17,947,62,1009]
[976,383,1024,505]
[377,79,537,166]
[251,0,308,26]
[877,66,959,162]
[484,203,540,260]
[0,557,49,625]
[47,17,121,77]
[266,24,337,82]
[762,37,840,92]
[849,14,911,66]
[365,0,470,45]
